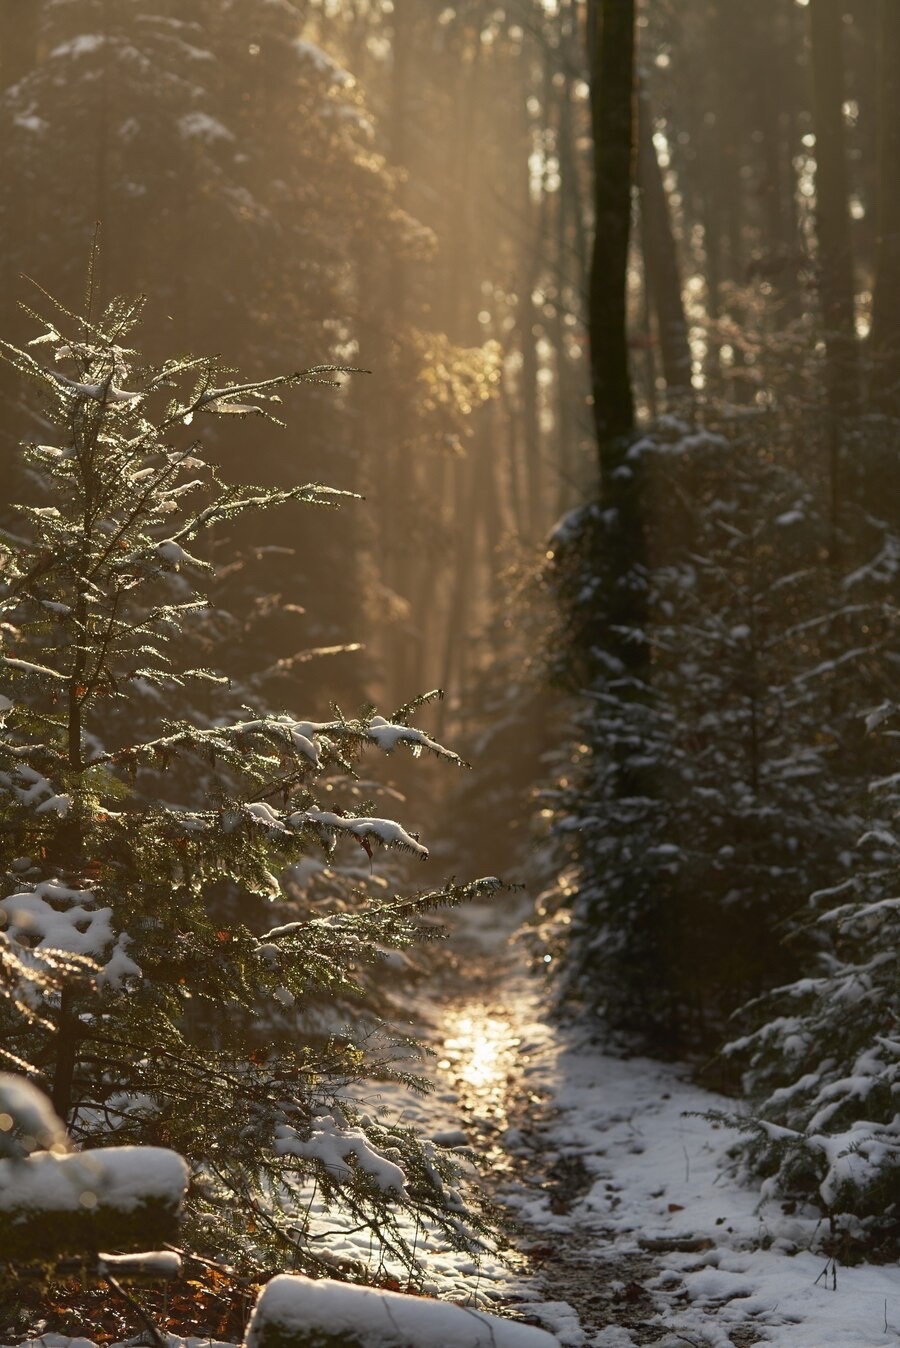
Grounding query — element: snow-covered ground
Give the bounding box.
[5,902,898,1347]
[420,903,900,1348]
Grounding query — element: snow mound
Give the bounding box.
[246,1274,562,1347]
[0,1144,188,1216]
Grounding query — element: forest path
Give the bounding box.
[420,904,900,1348]
[416,903,678,1347]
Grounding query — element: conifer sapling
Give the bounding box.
[0,278,500,1277]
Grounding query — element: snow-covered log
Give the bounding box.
[0,1145,189,1259]
[245,1276,561,1348]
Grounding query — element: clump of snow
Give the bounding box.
[99,1249,182,1279]
[0,1145,189,1216]
[245,1274,561,1348]
[0,882,141,989]
[0,884,140,992]
[274,1115,408,1196]
[244,801,286,831]
[14,110,47,134]
[156,540,191,565]
[0,1074,69,1158]
[286,720,320,762]
[49,34,106,59]
[35,793,73,817]
[522,1301,584,1346]
[179,112,234,142]
[97,932,142,990]
[367,715,456,760]
[292,38,352,85]
[1,882,112,956]
[291,809,428,858]
[48,370,141,404]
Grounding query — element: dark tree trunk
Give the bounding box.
[810,0,859,418]
[587,0,645,631]
[710,0,746,286]
[51,988,79,1124]
[588,0,636,462]
[637,81,692,398]
[870,0,900,414]
[810,0,860,563]
[0,1,41,499]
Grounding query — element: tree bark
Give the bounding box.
[518,82,544,542]
[587,0,646,653]
[637,81,692,398]
[870,0,900,414]
[810,0,859,418]
[588,0,636,460]
[810,0,859,564]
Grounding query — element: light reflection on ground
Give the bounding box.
[442,1007,518,1112]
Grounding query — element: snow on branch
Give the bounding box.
[290,809,428,859]
[274,1114,408,1195]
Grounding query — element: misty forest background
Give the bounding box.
[1,0,900,1335]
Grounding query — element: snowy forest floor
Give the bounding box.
[399,901,900,1348]
[6,902,900,1348]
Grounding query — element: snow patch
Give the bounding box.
[179,112,234,142]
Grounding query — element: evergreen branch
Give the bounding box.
[85,450,194,578]
[167,482,358,545]
[1,655,68,681]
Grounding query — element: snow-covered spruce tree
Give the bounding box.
[538,414,874,1051]
[0,285,499,1278]
[718,709,900,1258]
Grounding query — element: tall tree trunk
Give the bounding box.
[0,0,39,89]
[637,81,692,398]
[810,0,859,562]
[751,0,802,328]
[588,0,636,459]
[385,0,413,702]
[587,0,646,668]
[518,84,544,542]
[557,34,589,307]
[554,167,577,514]
[94,0,112,305]
[710,0,745,287]
[436,446,477,739]
[870,0,900,415]
[0,0,41,500]
[810,0,859,416]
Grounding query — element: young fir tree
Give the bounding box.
[539,412,884,1052]
[718,707,900,1257]
[0,281,499,1278]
